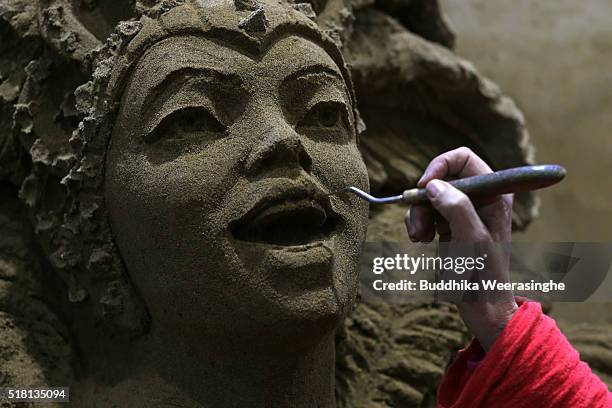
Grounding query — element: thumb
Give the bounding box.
[426,179,490,242]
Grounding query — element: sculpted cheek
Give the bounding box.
[309,142,369,192]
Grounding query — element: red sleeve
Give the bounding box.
[437,301,612,408]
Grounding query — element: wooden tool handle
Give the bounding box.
[401,165,566,205]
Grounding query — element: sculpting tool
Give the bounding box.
[333,164,566,205]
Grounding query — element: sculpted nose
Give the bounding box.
[244,130,313,175]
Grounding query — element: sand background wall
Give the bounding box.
[440,0,612,324]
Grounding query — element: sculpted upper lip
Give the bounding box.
[242,185,331,220]
[229,181,343,246]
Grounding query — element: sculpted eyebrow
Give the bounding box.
[141,67,242,116]
[283,64,344,84]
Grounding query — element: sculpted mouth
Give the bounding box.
[230,191,342,247]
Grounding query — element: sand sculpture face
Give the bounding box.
[104,33,369,344]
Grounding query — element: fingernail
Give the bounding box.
[426,180,444,198]
[418,171,427,186]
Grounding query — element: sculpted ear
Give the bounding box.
[342,9,536,235]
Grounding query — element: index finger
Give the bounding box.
[417,147,493,188]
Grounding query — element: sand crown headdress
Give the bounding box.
[12,0,359,334]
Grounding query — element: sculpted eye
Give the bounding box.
[145,106,226,145]
[297,101,348,130]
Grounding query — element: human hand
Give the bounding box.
[406,147,518,350]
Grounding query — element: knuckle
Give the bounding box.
[457,146,473,156]
[503,193,514,209]
[468,233,491,245]
[503,201,513,218]
[444,192,470,210]
[473,227,491,241]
